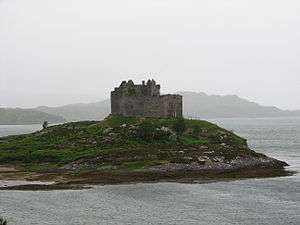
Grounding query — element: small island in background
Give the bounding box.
[0,80,290,189]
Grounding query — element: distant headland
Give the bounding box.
[1,83,300,125]
[10,92,300,124]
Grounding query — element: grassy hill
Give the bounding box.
[0,108,66,125]
[35,100,110,121]
[0,116,287,185]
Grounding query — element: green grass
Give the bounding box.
[0,115,249,172]
[180,135,209,145]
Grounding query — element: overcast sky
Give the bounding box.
[0,0,299,109]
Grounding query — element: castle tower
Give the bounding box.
[111,79,182,118]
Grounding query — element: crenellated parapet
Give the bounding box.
[112,79,161,98]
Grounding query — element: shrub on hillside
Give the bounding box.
[136,121,156,140]
[136,122,175,141]
[192,124,201,136]
[172,118,186,135]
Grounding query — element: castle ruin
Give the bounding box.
[111,79,182,118]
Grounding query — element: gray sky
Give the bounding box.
[1,0,299,109]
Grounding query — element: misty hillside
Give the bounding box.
[180,92,300,118]
[33,92,300,122]
[0,108,66,125]
[35,100,110,121]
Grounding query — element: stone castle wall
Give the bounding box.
[111,79,182,118]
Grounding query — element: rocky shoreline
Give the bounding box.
[0,155,292,191]
[148,156,288,173]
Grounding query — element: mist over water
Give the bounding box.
[0,117,299,225]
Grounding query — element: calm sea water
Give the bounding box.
[0,118,299,225]
[0,124,42,137]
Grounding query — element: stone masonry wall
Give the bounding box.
[111,80,182,118]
